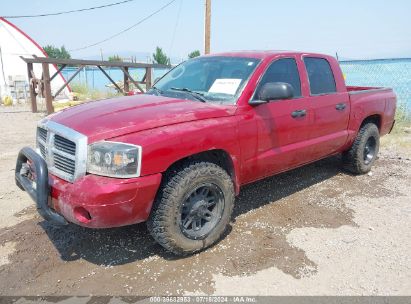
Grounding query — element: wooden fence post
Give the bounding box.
[123,67,129,94]
[27,62,37,113]
[41,63,54,114]
[146,67,152,90]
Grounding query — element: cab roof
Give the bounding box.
[207,50,330,60]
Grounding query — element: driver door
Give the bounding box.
[242,57,314,183]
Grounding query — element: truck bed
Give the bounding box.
[347,86,393,95]
[347,86,396,136]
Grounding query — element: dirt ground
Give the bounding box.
[0,107,410,296]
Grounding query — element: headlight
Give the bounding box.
[87,141,142,178]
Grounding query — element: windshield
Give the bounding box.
[147,56,260,104]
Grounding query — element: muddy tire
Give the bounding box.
[342,123,380,174]
[147,161,235,255]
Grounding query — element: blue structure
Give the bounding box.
[340,58,411,111]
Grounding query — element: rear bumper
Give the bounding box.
[388,120,395,134]
[16,147,162,228]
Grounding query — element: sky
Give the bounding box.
[2,0,411,62]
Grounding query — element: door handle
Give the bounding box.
[336,103,347,111]
[291,109,307,118]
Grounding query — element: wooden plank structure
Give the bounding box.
[21,56,169,114]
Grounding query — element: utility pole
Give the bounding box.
[204,0,211,54]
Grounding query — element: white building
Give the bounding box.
[0,17,69,103]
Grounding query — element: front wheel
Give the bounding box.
[147,161,235,255]
[342,123,380,174]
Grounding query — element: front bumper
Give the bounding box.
[16,147,68,225]
[16,147,162,228]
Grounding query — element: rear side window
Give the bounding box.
[254,58,301,99]
[304,57,336,95]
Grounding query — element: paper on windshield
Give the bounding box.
[209,79,242,95]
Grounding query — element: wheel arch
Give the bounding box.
[360,114,382,132]
[163,149,240,195]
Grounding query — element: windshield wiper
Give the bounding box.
[150,86,163,95]
[170,87,207,102]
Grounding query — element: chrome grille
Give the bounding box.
[37,127,47,159]
[54,154,76,175]
[54,134,76,155]
[38,127,47,142]
[36,121,87,182]
[39,143,46,158]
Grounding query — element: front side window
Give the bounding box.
[148,56,260,104]
[253,58,302,100]
[304,57,336,95]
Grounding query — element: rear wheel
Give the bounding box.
[147,161,235,255]
[342,123,380,174]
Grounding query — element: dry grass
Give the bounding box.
[380,102,411,157]
[381,121,411,158]
[53,83,122,112]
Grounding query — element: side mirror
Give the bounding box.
[249,82,294,105]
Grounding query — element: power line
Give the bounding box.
[69,0,177,52]
[1,0,135,19]
[169,0,183,55]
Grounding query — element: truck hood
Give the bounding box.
[49,94,236,142]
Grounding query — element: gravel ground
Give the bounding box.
[0,108,410,296]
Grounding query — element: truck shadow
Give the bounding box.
[232,155,353,218]
[1,155,367,294]
[1,154,404,296]
[38,155,349,266]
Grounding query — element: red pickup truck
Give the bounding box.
[16,51,396,255]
